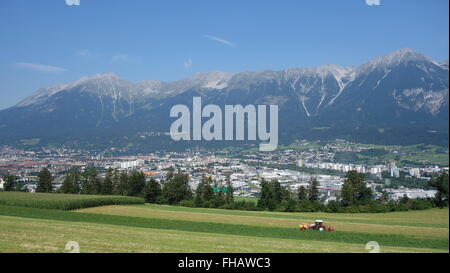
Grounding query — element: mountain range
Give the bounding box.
[0,48,448,150]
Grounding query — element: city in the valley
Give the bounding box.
[1,139,447,202]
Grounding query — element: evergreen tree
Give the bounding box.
[297,186,307,201]
[3,175,18,191]
[204,176,215,201]
[212,179,226,208]
[257,179,276,210]
[225,174,234,204]
[87,168,102,194]
[429,172,449,208]
[61,172,73,194]
[81,178,91,194]
[307,177,320,202]
[341,170,373,206]
[280,185,291,202]
[111,169,121,195]
[143,178,162,203]
[195,175,214,207]
[117,171,130,196]
[101,168,114,195]
[81,167,96,194]
[162,170,192,205]
[128,171,146,196]
[61,169,81,194]
[272,180,283,204]
[285,194,297,212]
[36,168,53,193]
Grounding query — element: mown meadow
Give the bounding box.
[0,192,448,253]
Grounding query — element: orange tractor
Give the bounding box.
[299,220,334,232]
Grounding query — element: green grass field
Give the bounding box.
[0,192,448,253]
[0,192,144,210]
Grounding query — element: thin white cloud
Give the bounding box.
[14,62,67,73]
[184,58,192,69]
[205,35,236,47]
[76,49,97,57]
[111,54,139,63]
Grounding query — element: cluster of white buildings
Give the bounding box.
[303,161,379,174]
[386,188,438,201]
[112,159,145,170]
[302,159,446,181]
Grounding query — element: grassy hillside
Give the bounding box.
[0,194,448,253]
[2,215,442,253]
[79,204,449,239]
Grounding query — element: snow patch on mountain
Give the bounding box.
[393,88,448,116]
[17,84,69,107]
[356,48,439,76]
[441,59,449,70]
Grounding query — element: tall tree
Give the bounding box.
[429,172,449,208]
[117,171,130,196]
[285,193,297,212]
[272,180,283,204]
[111,169,121,195]
[212,179,226,208]
[297,186,307,201]
[195,175,214,206]
[101,168,114,195]
[341,170,373,206]
[88,168,102,194]
[81,178,91,195]
[143,178,162,203]
[280,185,291,202]
[3,175,18,191]
[60,173,73,194]
[257,179,276,210]
[128,171,146,196]
[225,174,234,204]
[36,168,53,193]
[162,170,192,205]
[82,167,98,194]
[307,177,320,202]
[61,169,81,194]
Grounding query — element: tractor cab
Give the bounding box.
[313,220,324,231]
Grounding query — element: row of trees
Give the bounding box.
[33,167,233,207]
[257,170,448,213]
[59,167,162,204]
[59,168,146,196]
[2,167,448,213]
[257,177,320,211]
[257,171,374,211]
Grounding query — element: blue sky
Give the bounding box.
[0,0,448,110]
